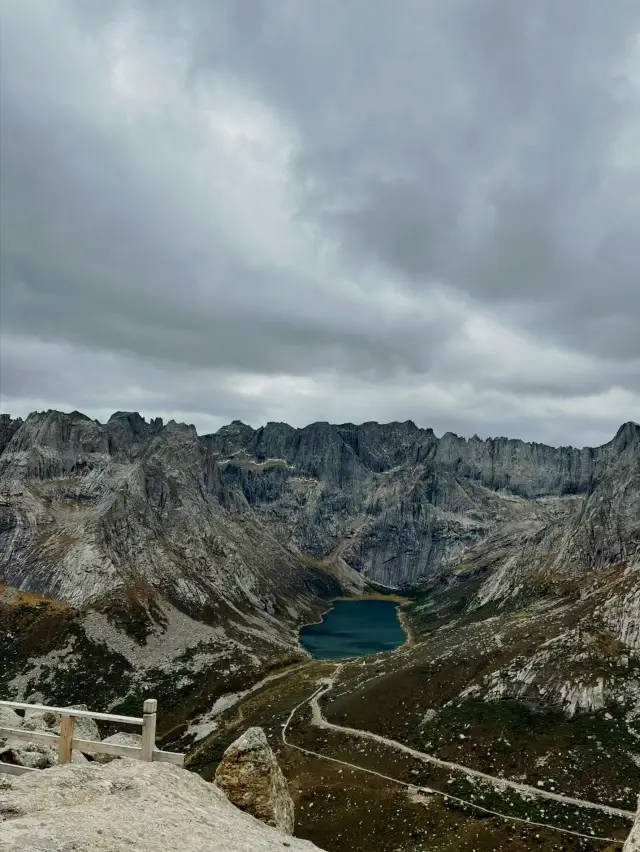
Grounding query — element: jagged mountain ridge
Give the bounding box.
[1,410,638,595]
[204,415,639,588]
[0,410,349,609]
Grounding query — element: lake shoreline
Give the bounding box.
[298,590,409,633]
[332,591,410,604]
[397,607,416,647]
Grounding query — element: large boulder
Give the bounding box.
[23,704,101,742]
[214,727,295,834]
[0,706,23,732]
[0,743,58,769]
[93,731,142,764]
[67,705,101,743]
[0,743,88,769]
[0,759,325,851]
[22,708,60,733]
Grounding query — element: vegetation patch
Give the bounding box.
[94,583,169,645]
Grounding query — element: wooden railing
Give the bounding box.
[0,698,184,776]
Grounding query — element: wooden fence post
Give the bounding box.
[58,715,75,764]
[141,698,157,762]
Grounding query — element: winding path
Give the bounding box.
[282,664,635,843]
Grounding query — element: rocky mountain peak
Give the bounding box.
[613,420,640,452]
[105,411,164,454]
[0,413,23,455]
[108,410,153,429]
[164,419,197,435]
[1,408,637,594]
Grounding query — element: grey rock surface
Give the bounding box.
[93,731,142,763]
[22,705,100,744]
[0,759,325,851]
[0,742,88,769]
[215,726,295,834]
[0,706,22,731]
[624,796,640,852]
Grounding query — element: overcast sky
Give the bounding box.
[1,0,640,447]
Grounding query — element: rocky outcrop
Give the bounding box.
[215,727,295,834]
[0,759,325,851]
[624,797,640,852]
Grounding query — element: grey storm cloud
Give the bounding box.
[1,0,639,446]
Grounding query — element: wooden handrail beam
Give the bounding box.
[0,727,59,746]
[0,727,184,766]
[0,700,143,726]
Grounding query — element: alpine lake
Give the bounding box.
[299,598,407,660]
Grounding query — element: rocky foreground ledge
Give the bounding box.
[0,757,325,852]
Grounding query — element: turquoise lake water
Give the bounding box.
[299,599,406,660]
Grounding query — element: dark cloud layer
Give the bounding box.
[1,0,639,446]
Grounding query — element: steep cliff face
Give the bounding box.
[206,417,638,588]
[456,422,640,609]
[207,417,606,496]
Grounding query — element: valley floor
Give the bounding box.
[184,585,639,852]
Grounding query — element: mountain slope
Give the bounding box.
[0,410,357,724]
[0,409,637,732]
